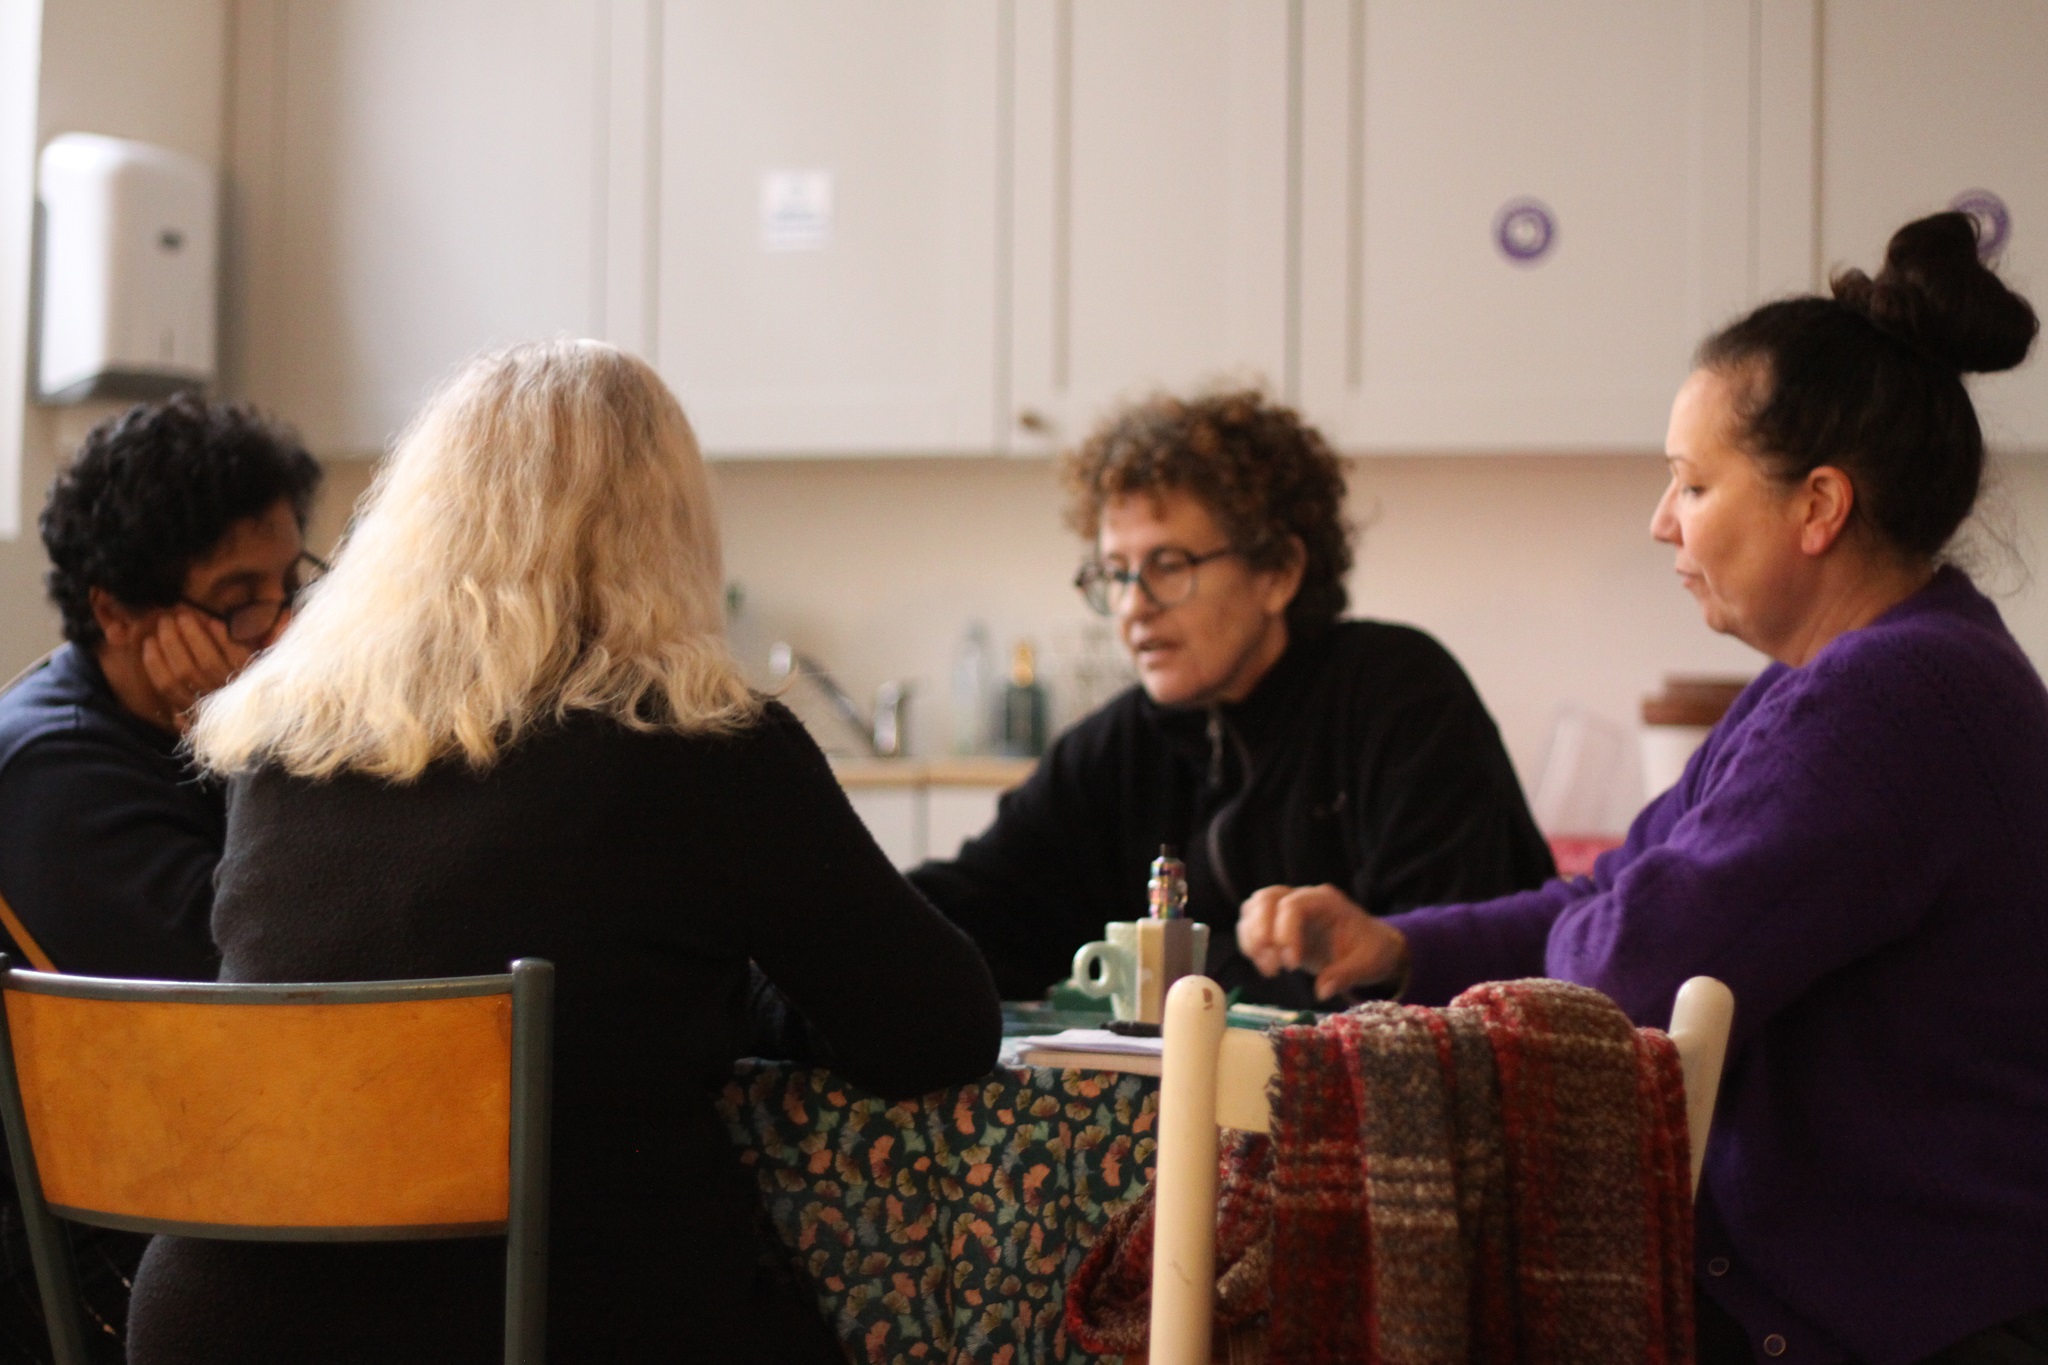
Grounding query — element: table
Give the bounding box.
[717,1060,1159,1364]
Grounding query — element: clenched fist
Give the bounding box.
[1236,882,1407,1002]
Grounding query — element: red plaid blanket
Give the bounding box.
[1066,979,1694,1364]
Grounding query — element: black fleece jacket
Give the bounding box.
[910,620,1555,1009]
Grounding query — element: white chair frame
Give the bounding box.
[1145,974,1735,1365]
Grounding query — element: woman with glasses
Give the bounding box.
[0,396,321,1364]
[133,341,1001,1365]
[910,390,1553,1009]
[0,393,323,987]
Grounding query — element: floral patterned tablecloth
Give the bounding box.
[717,1062,1160,1365]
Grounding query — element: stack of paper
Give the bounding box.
[1009,1027,1165,1076]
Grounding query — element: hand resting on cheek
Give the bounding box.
[140,609,254,735]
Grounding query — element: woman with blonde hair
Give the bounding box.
[127,340,1002,1365]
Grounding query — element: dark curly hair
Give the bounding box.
[41,394,323,648]
[1698,211,2037,561]
[1062,390,1353,638]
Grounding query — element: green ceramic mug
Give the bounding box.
[1069,920,1210,1024]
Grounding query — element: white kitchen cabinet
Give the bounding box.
[655,0,1001,457]
[1296,0,1796,453]
[837,759,1028,869]
[1005,0,1293,453]
[227,0,610,455]
[923,781,1006,861]
[845,785,924,870]
[846,781,1002,871]
[219,0,2048,467]
[1817,0,2048,453]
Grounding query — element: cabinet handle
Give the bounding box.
[1016,408,1054,436]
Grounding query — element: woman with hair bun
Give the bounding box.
[1240,213,2048,1364]
[126,341,1002,1364]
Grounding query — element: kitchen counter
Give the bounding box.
[831,756,1035,790]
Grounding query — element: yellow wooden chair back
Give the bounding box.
[0,958,554,1365]
[6,986,512,1233]
[0,892,57,973]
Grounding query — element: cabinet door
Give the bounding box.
[656,1,1000,457]
[925,785,1003,861]
[1007,0,1293,453]
[845,788,925,870]
[1819,0,2048,452]
[228,0,607,454]
[1297,0,1763,452]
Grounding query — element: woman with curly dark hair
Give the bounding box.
[910,390,1553,1010]
[0,393,320,1365]
[2,392,322,981]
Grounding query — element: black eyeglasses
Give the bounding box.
[181,552,329,646]
[1073,545,1238,616]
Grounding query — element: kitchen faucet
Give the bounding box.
[768,642,912,758]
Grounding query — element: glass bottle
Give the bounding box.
[950,621,993,756]
[999,640,1048,758]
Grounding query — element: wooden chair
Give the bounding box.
[1146,973,1735,1365]
[0,891,58,973]
[0,655,61,974]
[0,955,555,1365]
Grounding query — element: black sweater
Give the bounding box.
[126,704,1001,1365]
[0,644,222,980]
[910,621,1555,1009]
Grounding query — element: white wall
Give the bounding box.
[0,0,44,541]
[25,384,2048,836]
[683,448,2048,831]
[96,443,2048,831]
[34,0,226,161]
[0,0,229,671]
[6,0,2045,836]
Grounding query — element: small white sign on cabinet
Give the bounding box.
[760,170,833,251]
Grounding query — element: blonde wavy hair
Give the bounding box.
[191,339,761,781]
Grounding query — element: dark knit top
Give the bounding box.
[0,643,222,979]
[126,704,1002,1365]
[1397,569,2048,1364]
[911,620,1554,1008]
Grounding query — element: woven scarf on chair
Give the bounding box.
[1066,979,1695,1365]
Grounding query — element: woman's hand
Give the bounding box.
[1236,883,1408,1001]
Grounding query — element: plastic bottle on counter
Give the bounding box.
[999,640,1048,758]
[950,621,994,755]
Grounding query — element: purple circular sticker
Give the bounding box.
[1950,189,2011,259]
[1495,198,1557,265]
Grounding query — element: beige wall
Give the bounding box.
[694,448,2048,829]
[8,0,2045,835]
[0,0,230,671]
[12,434,2044,834]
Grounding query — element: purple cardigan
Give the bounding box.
[1396,569,2048,1365]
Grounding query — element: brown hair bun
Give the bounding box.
[1830,211,2037,375]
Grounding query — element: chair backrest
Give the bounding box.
[0,955,554,1365]
[0,654,61,972]
[0,892,56,973]
[1146,973,1735,1365]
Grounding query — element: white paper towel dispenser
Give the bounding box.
[35,133,217,403]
